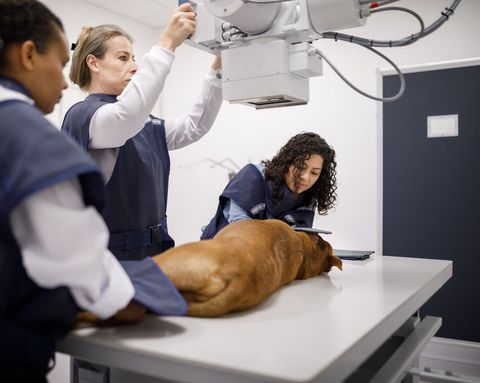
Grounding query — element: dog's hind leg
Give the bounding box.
[155,254,228,303]
[187,275,250,317]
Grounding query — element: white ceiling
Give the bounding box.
[79,0,178,29]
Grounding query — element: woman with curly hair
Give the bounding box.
[201,132,337,239]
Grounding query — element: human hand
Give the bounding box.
[75,301,146,328]
[158,3,196,52]
[211,55,221,71]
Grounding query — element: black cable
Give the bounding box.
[371,7,425,35]
[322,0,461,48]
[313,45,406,102]
[323,7,424,47]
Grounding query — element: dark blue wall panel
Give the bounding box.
[383,64,480,342]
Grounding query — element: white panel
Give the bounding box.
[79,0,173,28]
[142,12,172,29]
[101,0,171,26]
[82,0,118,4]
[222,40,289,80]
[154,0,178,9]
[427,114,459,138]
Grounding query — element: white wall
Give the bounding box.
[41,1,480,251]
[162,0,480,250]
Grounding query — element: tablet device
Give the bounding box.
[293,226,332,235]
[333,249,374,260]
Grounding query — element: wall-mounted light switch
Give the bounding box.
[427,114,459,138]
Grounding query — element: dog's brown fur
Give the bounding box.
[153,219,342,317]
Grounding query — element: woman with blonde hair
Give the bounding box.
[63,3,223,260]
[0,0,176,380]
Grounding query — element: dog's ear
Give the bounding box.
[325,254,343,272]
[315,235,342,272]
[305,232,320,243]
[313,233,330,251]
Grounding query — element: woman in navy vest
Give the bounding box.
[62,5,223,261]
[0,1,142,381]
[0,1,189,381]
[201,132,337,239]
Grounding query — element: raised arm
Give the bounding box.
[89,4,197,149]
[164,56,223,150]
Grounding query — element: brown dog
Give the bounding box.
[153,219,342,317]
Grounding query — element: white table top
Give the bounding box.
[58,256,452,383]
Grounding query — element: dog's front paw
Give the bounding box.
[75,311,101,327]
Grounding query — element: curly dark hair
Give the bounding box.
[263,132,337,215]
[0,0,63,70]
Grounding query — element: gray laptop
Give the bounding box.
[292,226,332,235]
[333,249,374,260]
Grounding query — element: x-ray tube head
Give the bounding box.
[187,0,462,108]
[203,0,281,34]
[221,40,319,109]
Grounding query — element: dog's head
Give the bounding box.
[296,232,342,279]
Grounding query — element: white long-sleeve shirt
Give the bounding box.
[1,84,134,319]
[88,45,223,182]
[10,178,134,319]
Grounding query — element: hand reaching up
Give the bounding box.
[158,3,196,52]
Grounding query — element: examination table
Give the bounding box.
[57,255,452,383]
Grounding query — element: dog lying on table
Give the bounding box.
[153,219,342,317]
[76,219,342,324]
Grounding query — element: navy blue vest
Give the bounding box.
[0,77,105,371]
[62,95,174,260]
[201,164,315,239]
